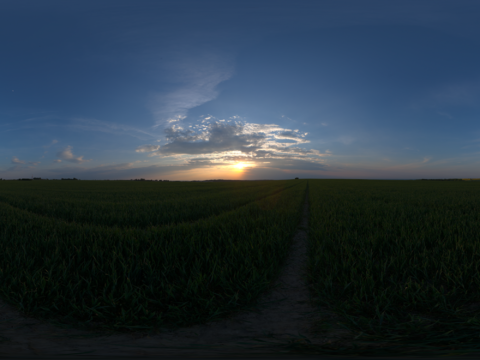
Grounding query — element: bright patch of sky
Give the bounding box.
[1,0,480,180]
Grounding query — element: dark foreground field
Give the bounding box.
[1,179,480,359]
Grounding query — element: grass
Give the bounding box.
[305,179,480,356]
[0,180,307,334]
[2,178,480,358]
[0,180,298,228]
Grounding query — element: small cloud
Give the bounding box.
[136,145,161,153]
[43,139,58,149]
[273,130,310,143]
[321,122,328,126]
[53,159,62,163]
[56,146,91,164]
[28,161,40,166]
[166,115,186,124]
[11,156,25,164]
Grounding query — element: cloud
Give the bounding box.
[56,146,91,164]
[138,118,329,172]
[43,139,58,149]
[11,156,25,164]
[273,130,309,143]
[70,118,158,141]
[149,52,234,125]
[156,122,265,155]
[135,145,161,153]
[53,159,62,163]
[7,156,40,171]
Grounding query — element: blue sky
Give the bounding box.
[2,0,480,180]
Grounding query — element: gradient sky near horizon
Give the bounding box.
[2,0,480,180]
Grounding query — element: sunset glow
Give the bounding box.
[233,162,247,171]
[2,2,480,180]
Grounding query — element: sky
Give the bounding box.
[1,0,480,180]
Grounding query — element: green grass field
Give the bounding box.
[306,179,480,354]
[1,179,480,355]
[0,180,307,332]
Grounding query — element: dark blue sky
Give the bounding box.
[2,0,480,180]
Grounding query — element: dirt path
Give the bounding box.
[0,188,464,359]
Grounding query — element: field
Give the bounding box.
[1,179,480,355]
[0,180,307,332]
[307,179,480,353]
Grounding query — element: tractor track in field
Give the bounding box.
[0,186,449,359]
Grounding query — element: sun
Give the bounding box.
[231,161,255,172]
[233,162,246,171]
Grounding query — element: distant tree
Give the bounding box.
[295,177,299,180]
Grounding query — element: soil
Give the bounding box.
[0,189,474,359]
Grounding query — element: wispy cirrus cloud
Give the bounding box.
[70,118,158,141]
[273,130,309,143]
[149,52,234,126]
[135,145,161,153]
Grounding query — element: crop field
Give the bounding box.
[2,178,480,353]
[307,179,480,351]
[0,179,307,332]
